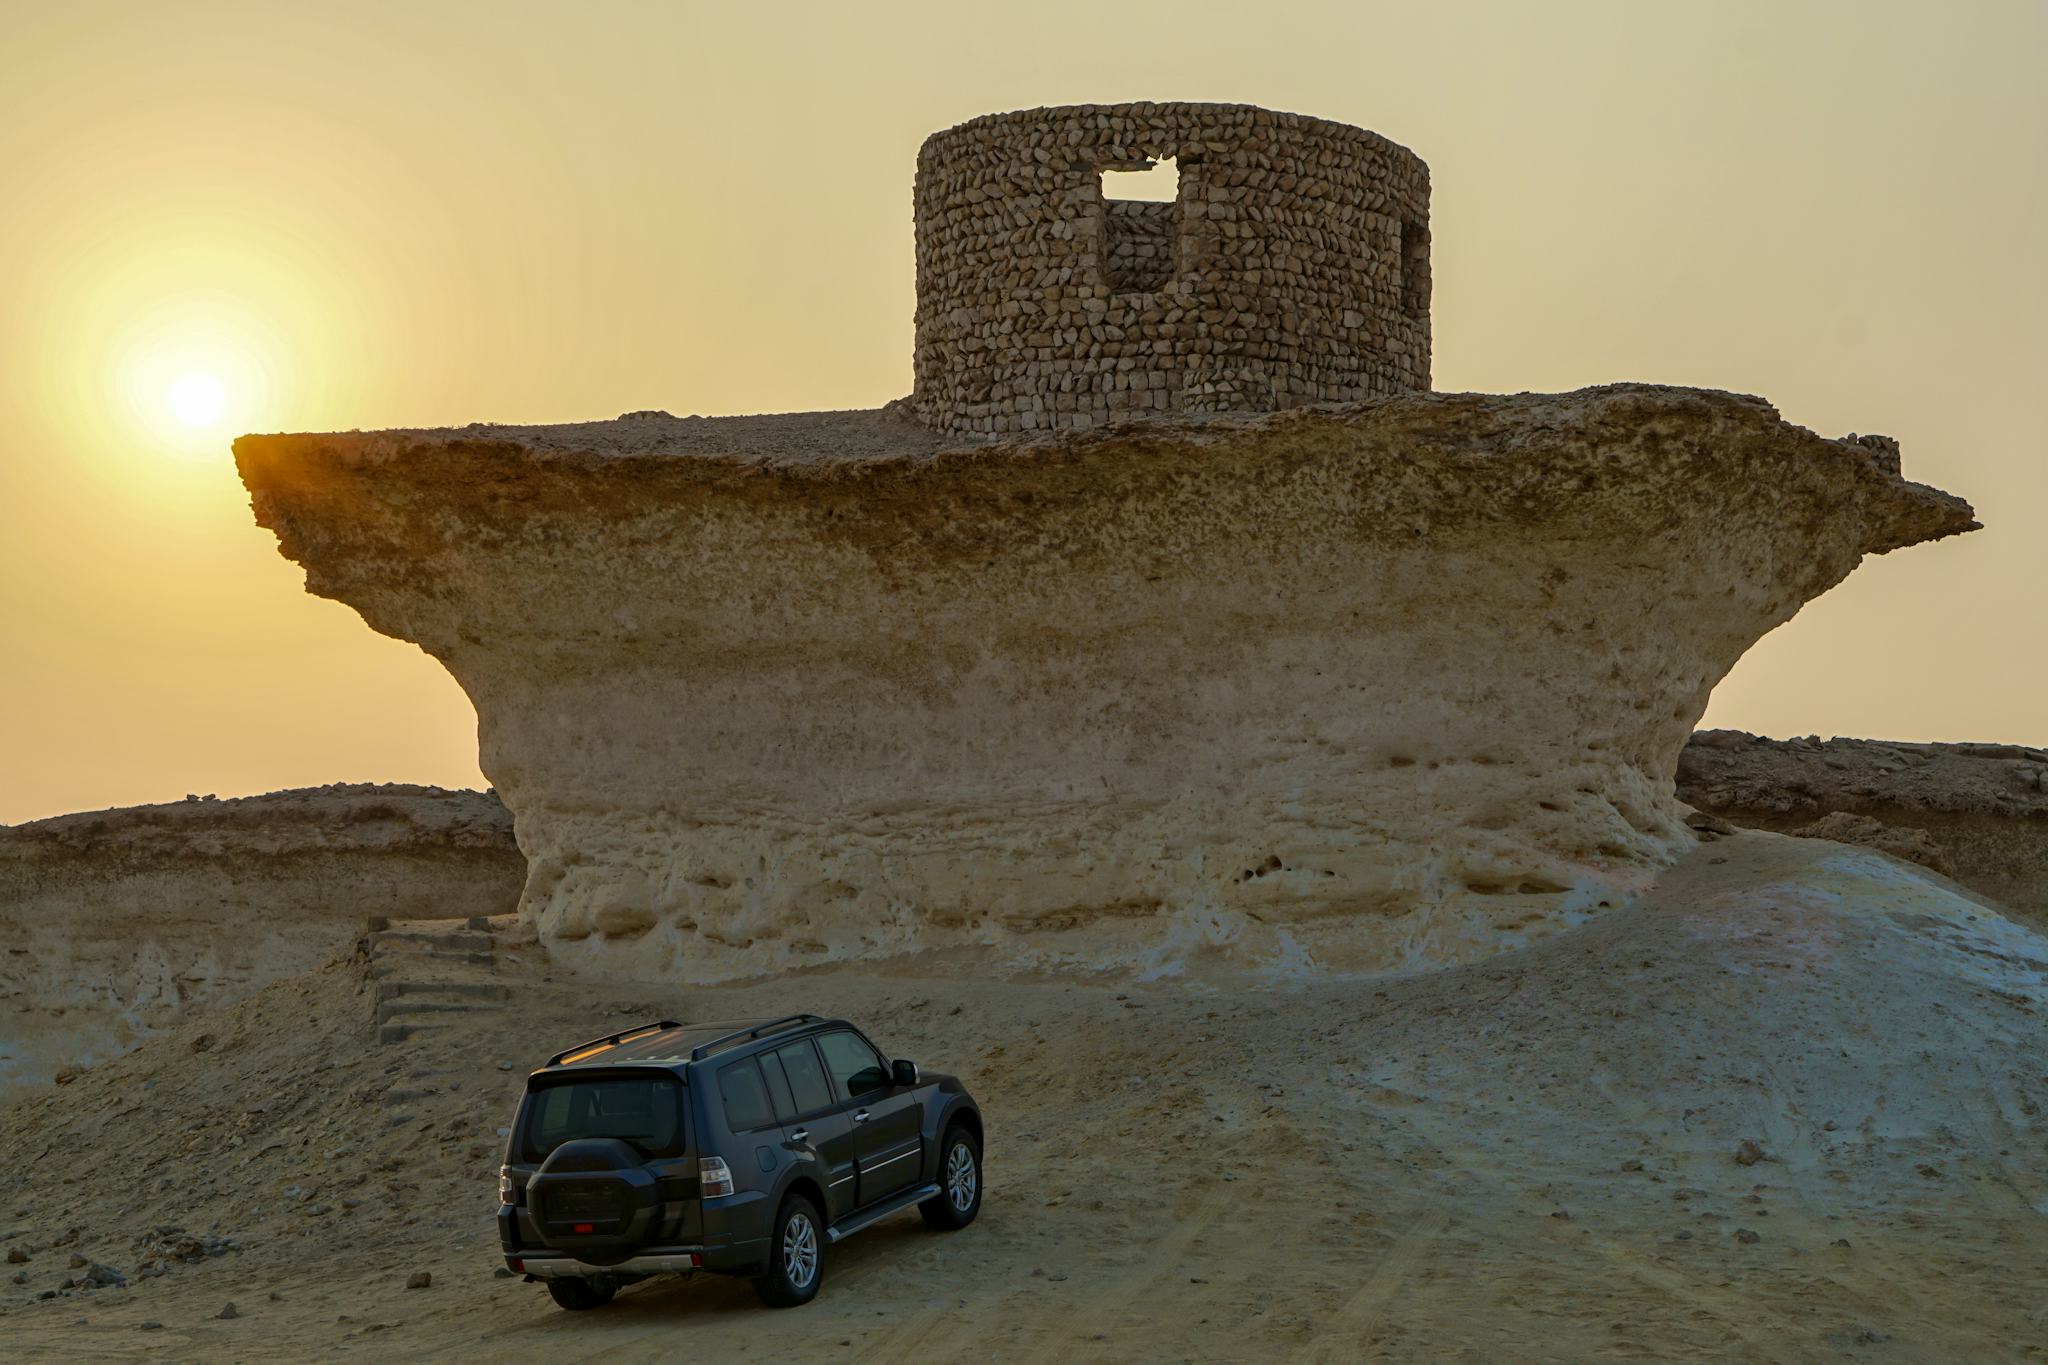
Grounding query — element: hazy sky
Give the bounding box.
[1,0,2042,825]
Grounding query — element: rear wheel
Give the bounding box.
[546,1276,616,1311]
[920,1127,982,1230]
[754,1194,824,1308]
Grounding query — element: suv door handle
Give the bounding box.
[790,1128,809,1143]
[853,1109,871,1125]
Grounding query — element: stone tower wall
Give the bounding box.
[911,102,1431,438]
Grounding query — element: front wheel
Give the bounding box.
[546,1276,616,1311]
[754,1194,824,1308]
[920,1128,982,1230]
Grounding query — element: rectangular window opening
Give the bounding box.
[1100,158,1180,294]
[1099,157,1179,203]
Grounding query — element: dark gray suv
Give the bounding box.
[496,1015,984,1309]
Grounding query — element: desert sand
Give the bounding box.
[3,831,2043,1359]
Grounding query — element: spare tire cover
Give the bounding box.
[528,1138,664,1264]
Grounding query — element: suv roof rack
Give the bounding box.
[546,1019,682,1068]
[689,1014,822,1061]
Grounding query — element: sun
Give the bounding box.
[167,370,229,428]
[108,310,281,460]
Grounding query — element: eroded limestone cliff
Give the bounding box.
[1679,730,2048,920]
[0,785,522,1094]
[235,386,1975,978]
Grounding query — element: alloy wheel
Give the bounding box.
[783,1211,819,1289]
[946,1141,977,1212]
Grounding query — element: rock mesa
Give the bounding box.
[1680,731,2048,920]
[233,104,1977,978]
[235,387,1974,978]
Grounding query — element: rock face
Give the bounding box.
[0,786,522,1095]
[1679,731,2048,920]
[234,385,1974,979]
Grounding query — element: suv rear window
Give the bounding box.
[521,1074,685,1163]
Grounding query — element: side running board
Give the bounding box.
[826,1184,941,1243]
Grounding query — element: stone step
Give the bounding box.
[369,930,493,952]
[378,1021,453,1045]
[375,999,504,1025]
[368,957,495,978]
[376,980,509,1003]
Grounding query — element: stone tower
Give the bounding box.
[911,102,1431,438]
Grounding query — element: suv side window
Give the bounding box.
[772,1040,835,1114]
[817,1030,891,1100]
[758,1049,799,1121]
[717,1058,776,1132]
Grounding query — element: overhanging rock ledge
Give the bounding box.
[234,384,1976,979]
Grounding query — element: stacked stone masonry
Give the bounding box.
[911,102,1431,438]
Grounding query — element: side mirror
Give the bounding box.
[892,1059,920,1087]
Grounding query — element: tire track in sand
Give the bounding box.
[1005,1182,1231,1364]
[1360,1099,1789,1358]
[1285,1203,1450,1363]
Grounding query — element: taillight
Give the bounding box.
[498,1166,513,1206]
[699,1155,734,1198]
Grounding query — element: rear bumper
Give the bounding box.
[513,1248,705,1279]
[499,1199,770,1277]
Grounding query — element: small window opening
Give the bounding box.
[1099,157,1179,203]
[1099,158,1180,293]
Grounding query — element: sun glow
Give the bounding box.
[104,304,289,461]
[167,370,228,428]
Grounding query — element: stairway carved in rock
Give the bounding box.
[361,914,518,1045]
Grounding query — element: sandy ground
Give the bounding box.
[2,832,2045,1361]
